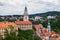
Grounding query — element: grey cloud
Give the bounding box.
[0,0,60,15]
[0,2,4,6]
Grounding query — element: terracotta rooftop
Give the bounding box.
[34,24,43,31]
[34,24,57,38]
[15,21,32,25]
[42,28,48,33]
[0,21,17,28]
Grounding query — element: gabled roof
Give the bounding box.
[15,21,32,25]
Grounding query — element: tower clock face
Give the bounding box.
[25,16,27,19]
[24,16,28,21]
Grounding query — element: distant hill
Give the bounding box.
[29,11,60,17]
[0,11,60,17]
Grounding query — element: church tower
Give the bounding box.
[23,6,29,21]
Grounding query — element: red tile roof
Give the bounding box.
[34,24,57,38]
[49,31,56,35]
[42,28,48,33]
[34,24,43,31]
[15,21,32,25]
[0,21,17,28]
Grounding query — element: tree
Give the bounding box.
[18,29,34,40]
[19,37,26,40]
[4,25,18,40]
[32,20,41,24]
[0,34,3,40]
[0,18,4,22]
[32,26,42,40]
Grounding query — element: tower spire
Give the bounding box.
[24,6,28,16]
[23,6,29,21]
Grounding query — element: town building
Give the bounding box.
[0,21,18,38]
[15,6,32,30]
[34,24,60,40]
[34,16,43,21]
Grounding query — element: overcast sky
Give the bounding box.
[0,0,60,15]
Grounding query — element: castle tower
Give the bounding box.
[23,6,29,21]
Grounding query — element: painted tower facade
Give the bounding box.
[23,6,29,21]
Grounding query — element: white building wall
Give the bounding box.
[18,24,32,30]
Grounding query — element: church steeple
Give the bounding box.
[24,6,28,16]
[23,6,29,21]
